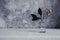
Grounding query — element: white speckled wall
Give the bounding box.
[0,0,59,28]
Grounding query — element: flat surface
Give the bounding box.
[0,29,60,40]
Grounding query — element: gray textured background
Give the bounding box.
[0,0,60,28]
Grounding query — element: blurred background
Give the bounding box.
[0,0,60,29]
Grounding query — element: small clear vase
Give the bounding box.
[39,22,46,33]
